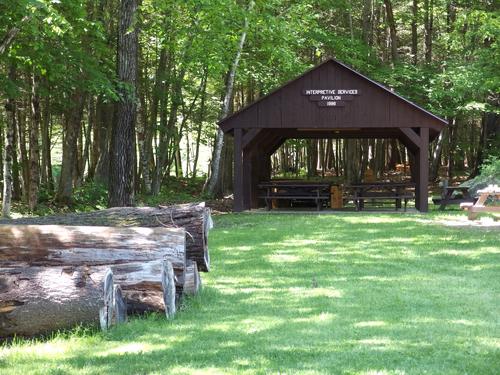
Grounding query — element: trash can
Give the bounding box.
[330,185,343,209]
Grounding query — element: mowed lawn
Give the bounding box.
[1,212,499,374]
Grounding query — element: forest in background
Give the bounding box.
[0,0,498,214]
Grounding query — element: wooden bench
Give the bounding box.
[258,182,330,211]
[355,193,415,211]
[460,185,500,220]
[432,184,475,210]
[348,182,415,211]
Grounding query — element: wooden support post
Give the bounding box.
[246,149,261,209]
[242,149,252,209]
[241,128,263,210]
[414,148,420,210]
[233,128,244,212]
[416,127,429,212]
[399,127,429,212]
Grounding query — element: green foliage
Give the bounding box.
[1,0,498,208]
[462,156,500,194]
[1,0,116,104]
[1,212,499,374]
[71,182,109,210]
[5,177,210,217]
[139,177,208,206]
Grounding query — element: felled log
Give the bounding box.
[0,202,212,271]
[0,224,187,295]
[111,260,176,318]
[0,265,124,337]
[183,260,202,295]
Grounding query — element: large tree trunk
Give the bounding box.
[137,47,161,195]
[108,0,139,207]
[0,265,120,337]
[152,57,187,195]
[411,0,418,64]
[192,69,208,178]
[57,92,85,205]
[359,139,370,180]
[306,139,318,177]
[151,49,173,196]
[430,128,445,181]
[29,74,41,211]
[0,202,211,272]
[205,1,254,197]
[41,91,54,193]
[447,117,457,180]
[361,0,373,45]
[424,0,434,63]
[345,139,358,183]
[11,106,21,201]
[472,112,500,177]
[361,0,373,46]
[383,0,398,63]
[94,99,113,186]
[2,67,16,217]
[17,105,29,202]
[2,106,15,217]
[88,97,100,181]
[79,98,94,186]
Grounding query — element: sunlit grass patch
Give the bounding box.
[1,211,499,374]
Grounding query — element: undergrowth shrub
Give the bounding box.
[462,156,500,195]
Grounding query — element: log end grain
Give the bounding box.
[113,285,127,324]
[162,261,176,319]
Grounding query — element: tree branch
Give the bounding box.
[0,15,31,56]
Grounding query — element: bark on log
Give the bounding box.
[0,265,123,337]
[111,260,176,318]
[0,224,187,295]
[0,202,212,271]
[183,260,202,295]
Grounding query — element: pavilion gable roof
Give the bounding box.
[218,58,447,137]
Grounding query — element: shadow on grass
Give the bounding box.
[7,284,495,374]
[1,212,498,374]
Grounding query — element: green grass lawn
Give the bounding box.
[1,212,499,374]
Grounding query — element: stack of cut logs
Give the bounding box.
[0,202,212,337]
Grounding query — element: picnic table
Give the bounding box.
[258,181,330,211]
[460,185,500,220]
[347,182,415,211]
[433,185,475,210]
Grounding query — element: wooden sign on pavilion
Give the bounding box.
[218,58,448,212]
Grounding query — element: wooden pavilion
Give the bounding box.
[218,59,447,212]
